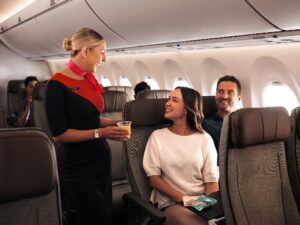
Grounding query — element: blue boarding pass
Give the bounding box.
[183,194,217,212]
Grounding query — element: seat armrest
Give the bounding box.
[208,216,226,225]
[123,192,166,224]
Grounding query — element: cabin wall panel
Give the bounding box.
[0,42,50,113]
[47,43,300,110]
[97,43,300,109]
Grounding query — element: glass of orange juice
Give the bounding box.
[116,121,132,138]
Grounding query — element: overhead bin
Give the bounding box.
[0,19,61,58]
[86,0,279,46]
[1,0,298,58]
[0,0,131,59]
[35,0,131,50]
[0,0,53,30]
[246,0,300,30]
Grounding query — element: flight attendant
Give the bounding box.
[46,28,130,225]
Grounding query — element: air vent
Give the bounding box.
[165,44,174,48]
[50,0,55,6]
[252,35,265,39]
[272,81,284,86]
[280,39,294,42]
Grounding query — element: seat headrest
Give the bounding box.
[7,80,24,93]
[32,82,47,101]
[104,86,132,91]
[0,128,57,203]
[230,107,290,148]
[136,90,171,99]
[293,107,300,139]
[202,96,217,118]
[124,99,171,127]
[0,107,6,128]
[104,86,134,100]
[102,90,128,112]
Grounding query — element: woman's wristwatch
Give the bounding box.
[94,129,100,139]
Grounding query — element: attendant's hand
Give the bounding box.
[100,126,131,141]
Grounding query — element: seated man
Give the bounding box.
[202,75,241,152]
[134,81,150,99]
[16,76,38,127]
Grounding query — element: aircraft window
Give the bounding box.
[100,77,111,87]
[210,79,218,95]
[120,75,132,86]
[263,81,299,114]
[145,76,160,89]
[173,77,191,88]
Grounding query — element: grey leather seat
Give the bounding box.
[202,95,217,118]
[136,89,170,100]
[101,90,131,225]
[0,106,7,128]
[7,80,25,127]
[286,107,300,213]
[31,82,50,134]
[136,92,216,118]
[102,90,129,119]
[123,99,170,225]
[219,107,300,225]
[104,86,134,100]
[0,128,62,225]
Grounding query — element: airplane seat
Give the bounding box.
[202,95,217,118]
[0,106,7,128]
[0,128,62,225]
[6,80,25,127]
[219,107,300,225]
[104,86,134,100]
[135,89,170,100]
[31,81,50,134]
[103,90,129,119]
[123,99,170,225]
[101,90,131,224]
[285,107,300,213]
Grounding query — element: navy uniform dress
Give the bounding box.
[46,73,112,225]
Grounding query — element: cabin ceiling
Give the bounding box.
[0,0,300,59]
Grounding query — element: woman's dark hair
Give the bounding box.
[175,86,204,133]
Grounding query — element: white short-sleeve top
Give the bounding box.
[143,127,219,209]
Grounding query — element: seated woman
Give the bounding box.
[143,87,219,225]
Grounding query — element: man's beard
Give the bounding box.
[219,106,231,114]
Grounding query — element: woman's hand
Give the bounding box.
[205,182,219,196]
[149,175,185,203]
[100,126,130,141]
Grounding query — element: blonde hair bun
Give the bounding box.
[63,38,72,51]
